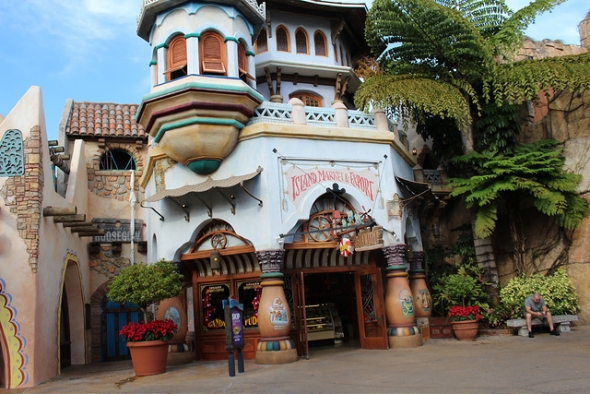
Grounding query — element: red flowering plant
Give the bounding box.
[448,305,483,322]
[120,319,178,342]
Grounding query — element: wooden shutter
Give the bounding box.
[164,35,187,80]
[167,35,187,72]
[238,43,247,75]
[201,33,226,75]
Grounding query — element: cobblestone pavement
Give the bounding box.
[5,325,590,394]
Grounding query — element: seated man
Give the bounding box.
[524,292,559,338]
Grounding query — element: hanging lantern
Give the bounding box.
[339,237,354,257]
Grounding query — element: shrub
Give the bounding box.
[499,270,580,319]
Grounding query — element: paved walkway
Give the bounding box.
[5,325,590,393]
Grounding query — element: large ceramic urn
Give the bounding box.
[255,250,297,364]
[409,252,432,318]
[382,245,422,348]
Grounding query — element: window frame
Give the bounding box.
[313,30,328,57]
[200,31,227,76]
[276,25,290,52]
[290,91,323,107]
[295,28,309,55]
[255,28,268,54]
[165,34,188,81]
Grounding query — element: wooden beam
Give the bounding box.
[43,206,77,217]
[70,226,100,233]
[62,222,94,228]
[53,214,86,223]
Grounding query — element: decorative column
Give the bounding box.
[255,250,297,364]
[382,244,422,348]
[409,251,432,341]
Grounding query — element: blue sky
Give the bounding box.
[1,0,588,142]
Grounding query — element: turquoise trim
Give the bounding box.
[246,50,255,57]
[385,264,408,272]
[154,42,168,50]
[224,36,239,43]
[153,117,246,143]
[260,272,284,279]
[184,32,200,39]
[149,60,157,66]
[188,159,221,175]
[138,80,265,112]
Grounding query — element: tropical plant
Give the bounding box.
[107,259,184,313]
[448,305,483,322]
[448,139,589,275]
[355,0,590,290]
[499,270,580,319]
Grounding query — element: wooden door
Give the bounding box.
[102,299,142,361]
[355,268,388,349]
[293,272,309,359]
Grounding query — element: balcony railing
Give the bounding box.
[247,102,408,148]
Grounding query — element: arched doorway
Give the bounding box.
[58,255,86,373]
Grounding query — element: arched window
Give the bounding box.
[314,31,327,57]
[200,31,226,75]
[100,149,136,171]
[238,41,249,83]
[256,28,268,53]
[290,92,322,107]
[295,28,308,54]
[276,26,289,52]
[166,34,187,81]
[340,46,344,66]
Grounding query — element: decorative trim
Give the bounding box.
[245,50,255,57]
[184,32,201,39]
[224,36,239,43]
[153,117,246,143]
[154,42,169,50]
[0,278,29,388]
[149,60,157,66]
[0,129,25,176]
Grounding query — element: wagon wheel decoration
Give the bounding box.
[210,232,227,249]
[308,212,334,242]
[305,196,357,242]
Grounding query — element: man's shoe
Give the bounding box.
[528,331,534,338]
[550,330,560,336]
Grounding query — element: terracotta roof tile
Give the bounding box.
[65,101,147,140]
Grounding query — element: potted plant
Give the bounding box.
[434,274,488,341]
[107,259,184,376]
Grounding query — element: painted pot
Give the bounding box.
[127,340,169,376]
[385,266,415,327]
[409,271,432,318]
[257,274,291,338]
[451,320,479,341]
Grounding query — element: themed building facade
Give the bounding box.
[0,0,435,388]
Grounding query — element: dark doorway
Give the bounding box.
[59,289,71,369]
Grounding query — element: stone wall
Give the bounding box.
[1,126,44,273]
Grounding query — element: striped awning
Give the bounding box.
[145,166,263,202]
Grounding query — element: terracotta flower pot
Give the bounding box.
[450,320,479,341]
[127,340,169,376]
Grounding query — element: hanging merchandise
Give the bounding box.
[339,237,354,257]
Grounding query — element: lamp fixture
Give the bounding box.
[210,251,221,271]
[412,147,417,155]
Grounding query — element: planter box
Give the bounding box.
[429,317,453,339]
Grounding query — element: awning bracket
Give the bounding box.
[140,201,165,221]
[215,188,236,215]
[169,197,190,222]
[240,181,263,207]
[193,194,212,218]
